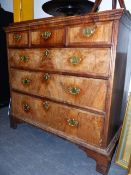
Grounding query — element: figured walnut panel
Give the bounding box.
[67,21,113,45]
[11,92,104,147]
[9,48,111,77]
[8,31,29,47]
[31,28,65,46]
[10,69,107,112]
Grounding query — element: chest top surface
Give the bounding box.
[5,9,128,31]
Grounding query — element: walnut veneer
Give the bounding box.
[5,9,131,174]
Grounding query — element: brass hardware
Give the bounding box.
[69,56,81,65]
[20,55,29,62]
[44,49,49,57]
[43,101,49,110]
[22,78,31,85]
[67,118,79,127]
[41,31,51,40]
[13,34,22,41]
[82,26,96,37]
[69,87,80,95]
[23,104,30,112]
[43,73,50,81]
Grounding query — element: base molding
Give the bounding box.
[10,115,120,175]
[10,115,24,129]
[79,128,121,175]
[79,146,112,175]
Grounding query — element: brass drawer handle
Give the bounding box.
[69,56,81,65]
[67,118,79,127]
[43,101,49,110]
[68,87,80,95]
[23,104,30,112]
[82,26,96,37]
[41,31,51,40]
[20,55,29,62]
[44,49,49,57]
[13,34,22,41]
[43,73,50,81]
[22,78,31,85]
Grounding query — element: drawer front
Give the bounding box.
[10,69,107,112]
[31,28,65,46]
[67,21,113,45]
[9,48,110,77]
[8,32,28,47]
[12,92,104,147]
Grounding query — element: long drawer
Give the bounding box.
[9,48,111,77]
[11,91,104,147]
[10,69,107,112]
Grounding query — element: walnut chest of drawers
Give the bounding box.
[5,9,131,174]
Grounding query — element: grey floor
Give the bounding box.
[0,107,127,175]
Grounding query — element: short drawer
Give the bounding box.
[8,31,29,47]
[9,48,111,77]
[67,21,113,45]
[11,92,104,147]
[31,28,65,46]
[10,69,107,112]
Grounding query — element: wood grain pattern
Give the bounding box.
[67,21,113,45]
[5,9,125,33]
[9,48,111,77]
[5,9,131,175]
[10,69,107,112]
[11,91,104,147]
[31,28,65,46]
[8,31,29,47]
